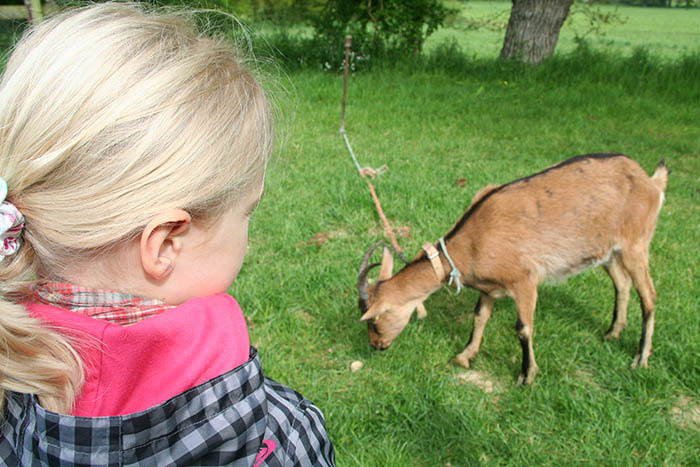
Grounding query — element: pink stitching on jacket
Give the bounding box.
[254,440,277,466]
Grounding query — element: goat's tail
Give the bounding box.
[651,159,669,193]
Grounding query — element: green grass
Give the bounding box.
[432,1,700,59]
[231,20,700,466]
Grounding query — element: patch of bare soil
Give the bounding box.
[298,228,350,247]
[368,222,412,240]
[574,369,603,391]
[455,370,500,394]
[670,396,700,430]
[293,310,315,321]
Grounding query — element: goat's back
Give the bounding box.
[448,154,666,283]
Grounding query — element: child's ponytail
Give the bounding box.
[0,240,83,414]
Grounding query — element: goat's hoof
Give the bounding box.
[604,331,620,341]
[604,326,625,341]
[452,354,472,369]
[518,375,537,386]
[631,355,650,369]
[517,366,540,385]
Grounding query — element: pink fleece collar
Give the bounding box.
[28,293,250,417]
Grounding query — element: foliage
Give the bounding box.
[144,0,456,55]
[566,1,626,41]
[143,0,324,23]
[209,0,325,23]
[311,0,457,57]
[254,30,361,72]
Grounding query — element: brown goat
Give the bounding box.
[357,153,668,384]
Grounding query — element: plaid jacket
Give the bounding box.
[0,348,335,466]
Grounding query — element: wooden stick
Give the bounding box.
[340,35,352,132]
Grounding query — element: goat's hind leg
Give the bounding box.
[603,255,632,340]
[512,281,539,385]
[620,249,657,369]
[454,293,494,369]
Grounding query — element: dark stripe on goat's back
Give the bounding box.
[443,153,628,242]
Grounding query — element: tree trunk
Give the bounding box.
[23,0,43,24]
[499,0,573,64]
[0,4,58,21]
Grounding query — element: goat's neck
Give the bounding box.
[388,256,446,301]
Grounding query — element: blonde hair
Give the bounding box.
[0,2,273,413]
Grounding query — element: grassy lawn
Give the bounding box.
[237,67,699,464]
[242,79,698,464]
[231,7,700,466]
[432,1,700,59]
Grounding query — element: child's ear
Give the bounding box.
[140,209,191,280]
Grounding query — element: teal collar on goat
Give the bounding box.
[438,237,463,294]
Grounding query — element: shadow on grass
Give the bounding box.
[379,279,646,376]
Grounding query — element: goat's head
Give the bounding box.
[357,242,416,350]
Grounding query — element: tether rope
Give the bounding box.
[339,35,407,264]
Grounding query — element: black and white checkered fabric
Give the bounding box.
[0,348,335,466]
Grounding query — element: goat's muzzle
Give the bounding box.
[373,341,391,351]
[368,321,391,350]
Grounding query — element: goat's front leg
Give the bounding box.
[454,293,495,368]
[512,281,539,385]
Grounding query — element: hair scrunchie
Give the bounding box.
[0,178,25,260]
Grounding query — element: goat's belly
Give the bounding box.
[535,247,615,284]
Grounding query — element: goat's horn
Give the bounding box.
[358,262,380,302]
[357,240,384,301]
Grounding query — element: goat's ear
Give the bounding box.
[360,306,384,322]
[378,247,394,281]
